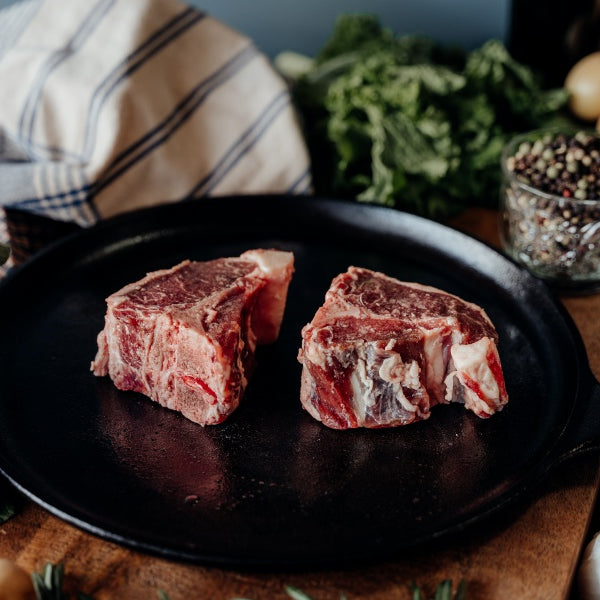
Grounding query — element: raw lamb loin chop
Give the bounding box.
[298,266,508,429]
[91,249,294,425]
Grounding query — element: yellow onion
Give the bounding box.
[0,559,35,600]
[565,52,600,121]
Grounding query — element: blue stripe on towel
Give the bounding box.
[18,0,116,151]
[90,43,258,196]
[187,89,290,198]
[0,0,42,62]
[30,7,205,162]
[80,8,206,160]
[286,166,311,194]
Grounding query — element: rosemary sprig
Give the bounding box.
[412,579,467,600]
[285,586,320,600]
[32,562,66,600]
[0,476,22,525]
[30,562,169,600]
[26,561,466,600]
[285,586,348,600]
[0,499,18,525]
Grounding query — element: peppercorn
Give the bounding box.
[501,129,600,284]
[506,130,600,200]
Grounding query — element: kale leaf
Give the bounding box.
[291,14,571,219]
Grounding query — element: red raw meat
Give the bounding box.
[91,249,294,425]
[298,266,508,429]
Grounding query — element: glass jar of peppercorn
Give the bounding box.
[500,129,600,291]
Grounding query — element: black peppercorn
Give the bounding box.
[506,130,600,200]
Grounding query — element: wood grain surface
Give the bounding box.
[1,208,599,600]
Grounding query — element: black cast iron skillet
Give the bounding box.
[0,195,599,568]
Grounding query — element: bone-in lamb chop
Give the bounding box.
[298,266,508,429]
[92,249,294,425]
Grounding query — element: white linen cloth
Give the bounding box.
[0,0,311,268]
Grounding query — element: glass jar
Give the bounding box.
[499,130,600,292]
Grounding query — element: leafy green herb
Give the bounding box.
[0,499,17,525]
[0,243,9,266]
[29,562,173,600]
[412,579,467,600]
[289,14,571,219]
[285,586,317,600]
[285,586,349,600]
[32,562,67,600]
[25,561,464,600]
[0,477,22,525]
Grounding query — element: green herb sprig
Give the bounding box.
[32,562,68,600]
[412,578,467,600]
[25,561,466,600]
[0,477,22,525]
[236,580,466,600]
[285,586,348,600]
[0,500,17,525]
[30,562,169,600]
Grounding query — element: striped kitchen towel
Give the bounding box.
[0,0,312,270]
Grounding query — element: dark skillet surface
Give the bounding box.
[0,195,595,568]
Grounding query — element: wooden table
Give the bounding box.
[1,208,599,600]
